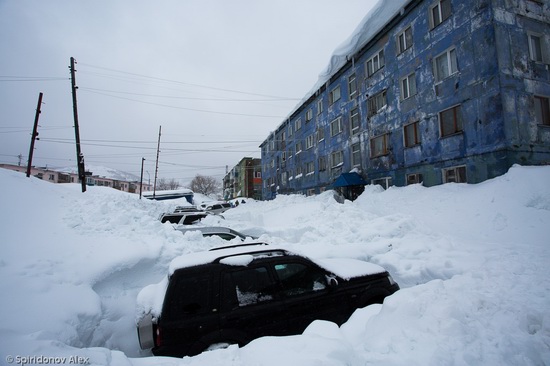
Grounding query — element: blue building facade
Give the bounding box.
[260,0,550,200]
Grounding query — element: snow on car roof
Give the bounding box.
[168,243,286,275]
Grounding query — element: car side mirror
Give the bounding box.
[326,275,339,287]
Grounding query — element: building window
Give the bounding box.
[401,73,417,100]
[434,48,458,83]
[371,177,392,189]
[317,126,325,142]
[429,0,451,29]
[331,150,344,168]
[348,73,358,99]
[350,107,360,135]
[306,134,314,150]
[288,124,293,137]
[407,173,423,185]
[534,95,550,126]
[443,165,467,183]
[397,26,413,54]
[351,142,361,167]
[319,156,327,171]
[281,172,288,186]
[295,118,302,132]
[305,108,313,123]
[366,49,385,76]
[368,90,387,117]
[330,117,343,137]
[282,151,286,162]
[404,121,421,147]
[370,133,390,158]
[439,105,463,137]
[528,33,544,62]
[295,165,302,178]
[317,99,324,115]
[329,85,341,105]
[305,162,315,175]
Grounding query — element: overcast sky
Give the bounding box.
[0,0,378,184]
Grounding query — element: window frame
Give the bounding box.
[370,133,390,158]
[330,117,343,137]
[429,0,451,30]
[329,85,341,105]
[433,47,458,83]
[305,108,313,123]
[317,99,324,115]
[294,118,302,132]
[442,165,467,183]
[305,134,314,150]
[400,72,417,100]
[368,90,387,117]
[397,26,413,54]
[366,48,385,77]
[406,173,423,185]
[330,150,344,169]
[404,121,421,147]
[534,95,550,126]
[439,104,463,137]
[350,107,361,135]
[348,73,358,99]
[528,32,544,63]
[351,142,361,167]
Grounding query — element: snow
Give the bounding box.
[282,0,411,128]
[1,164,550,365]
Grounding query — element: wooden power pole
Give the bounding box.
[69,57,87,192]
[153,125,161,199]
[26,92,43,177]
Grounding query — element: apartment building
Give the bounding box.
[260,0,550,200]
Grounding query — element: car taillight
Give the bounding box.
[155,326,162,346]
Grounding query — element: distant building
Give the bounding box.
[260,0,550,200]
[0,164,153,194]
[223,158,262,200]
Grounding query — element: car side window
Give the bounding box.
[274,263,327,297]
[166,272,211,320]
[222,267,276,308]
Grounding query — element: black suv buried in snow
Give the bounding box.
[136,243,399,358]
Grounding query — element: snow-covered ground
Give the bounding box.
[1,165,549,365]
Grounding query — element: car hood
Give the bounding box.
[314,258,386,280]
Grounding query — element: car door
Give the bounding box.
[272,258,352,332]
[218,264,290,342]
[158,268,220,355]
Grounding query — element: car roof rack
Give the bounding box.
[209,242,269,251]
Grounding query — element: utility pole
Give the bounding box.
[153,125,161,199]
[140,157,145,200]
[69,57,87,192]
[26,92,43,177]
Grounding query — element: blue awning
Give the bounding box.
[331,172,367,188]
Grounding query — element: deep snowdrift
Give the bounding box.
[0,165,549,365]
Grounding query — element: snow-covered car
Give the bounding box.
[136,243,399,358]
[198,202,232,215]
[159,206,209,225]
[176,226,257,241]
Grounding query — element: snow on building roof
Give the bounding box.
[262,0,411,144]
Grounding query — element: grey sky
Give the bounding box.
[0,0,378,184]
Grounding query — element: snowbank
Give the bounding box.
[1,165,549,365]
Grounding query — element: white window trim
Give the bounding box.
[433,47,458,83]
[397,26,413,54]
[330,117,343,137]
[400,72,417,100]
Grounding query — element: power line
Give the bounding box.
[78,86,298,102]
[78,62,299,100]
[80,88,286,118]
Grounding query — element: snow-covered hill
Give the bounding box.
[0,165,549,365]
